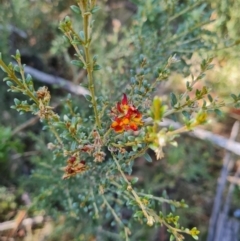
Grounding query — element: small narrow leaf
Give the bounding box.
[14,98,20,105]
[170,93,178,107]
[79,31,85,40]
[170,234,175,241]
[130,77,136,84]
[127,136,135,141]
[231,93,237,101]
[192,235,199,240]
[214,109,222,117]
[170,204,176,212]
[132,145,138,151]
[208,94,213,102]
[143,152,152,163]
[93,55,98,62]
[71,60,84,67]
[25,74,32,83]
[6,81,13,87]
[85,95,92,102]
[133,211,143,218]
[0,66,6,72]
[71,141,77,151]
[16,49,21,58]
[91,5,101,13]
[70,5,81,14]
[182,111,190,120]
[14,65,21,72]
[63,115,69,122]
[206,64,214,70]
[131,177,138,184]
[93,64,101,71]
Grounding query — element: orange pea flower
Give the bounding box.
[111,94,143,133]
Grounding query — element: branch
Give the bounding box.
[11,116,39,136]
[156,118,240,156]
[24,66,89,96]
[0,24,27,38]
[0,216,45,232]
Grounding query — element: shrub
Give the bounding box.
[1,1,240,240]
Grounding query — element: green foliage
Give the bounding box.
[0,186,17,222]
[0,125,22,182]
[1,0,240,240]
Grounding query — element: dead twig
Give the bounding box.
[11,103,60,136]
[0,216,45,232]
[11,151,39,160]
[227,175,240,185]
[11,116,39,136]
[7,210,26,239]
[24,65,89,96]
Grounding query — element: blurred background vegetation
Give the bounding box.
[0,0,240,240]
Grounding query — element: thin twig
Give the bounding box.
[91,189,99,219]
[102,195,130,241]
[11,116,39,136]
[11,151,39,160]
[112,155,151,224]
[168,0,205,22]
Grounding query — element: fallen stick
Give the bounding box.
[0,24,27,38]
[227,176,240,185]
[0,216,45,232]
[159,118,240,156]
[24,65,89,96]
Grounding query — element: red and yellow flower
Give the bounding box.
[111,94,143,133]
